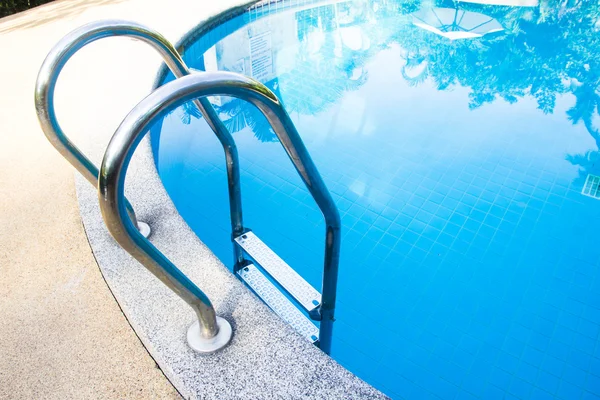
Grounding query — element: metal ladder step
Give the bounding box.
[238,264,319,343]
[234,231,321,313]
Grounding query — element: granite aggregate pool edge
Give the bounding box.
[74,1,388,398]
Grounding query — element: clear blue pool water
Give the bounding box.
[152,0,600,398]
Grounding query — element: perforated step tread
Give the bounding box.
[238,264,319,343]
[235,231,321,313]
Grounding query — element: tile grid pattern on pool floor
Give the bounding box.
[159,110,600,399]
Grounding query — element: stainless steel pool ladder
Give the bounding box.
[103,70,341,354]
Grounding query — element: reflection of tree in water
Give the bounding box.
[566,150,600,189]
[393,0,599,112]
[179,102,202,125]
[215,80,281,143]
[565,82,600,185]
[213,2,378,142]
[176,0,600,154]
[387,0,600,183]
[568,82,600,141]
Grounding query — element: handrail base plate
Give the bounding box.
[187,316,233,353]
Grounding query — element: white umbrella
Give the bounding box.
[411,7,504,40]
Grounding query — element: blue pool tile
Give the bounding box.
[372,364,418,399]
[530,332,551,352]
[374,215,394,231]
[503,337,526,359]
[590,357,600,376]
[569,348,593,371]
[585,372,600,392]
[455,390,478,400]
[546,341,570,363]
[523,346,546,369]
[435,340,456,362]
[497,351,520,374]
[542,355,566,378]
[557,379,584,400]
[537,369,561,394]
[518,361,540,383]
[563,363,587,387]
[509,377,534,399]
[573,332,597,355]
[489,367,513,389]
[428,376,460,399]
[483,384,506,400]
[460,371,486,398]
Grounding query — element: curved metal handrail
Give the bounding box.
[34,20,243,244]
[99,71,341,354]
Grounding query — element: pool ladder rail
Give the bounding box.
[35,20,341,355]
[34,20,238,354]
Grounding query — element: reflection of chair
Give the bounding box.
[333,2,371,58]
[306,28,326,55]
[217,79,282,143]
[457,0,539,6]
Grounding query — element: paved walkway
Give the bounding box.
[0,0,234,397]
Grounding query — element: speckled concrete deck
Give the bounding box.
[0,1,183,399]
[1,0,386,398]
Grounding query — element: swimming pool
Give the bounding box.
[152,0,600,398]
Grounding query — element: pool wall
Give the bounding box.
[73,0,385,398]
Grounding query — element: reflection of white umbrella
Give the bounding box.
[411,8,504,40]
[457,0,538,6]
